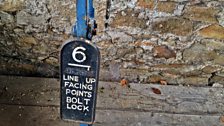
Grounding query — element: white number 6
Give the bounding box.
[72,47,86,63]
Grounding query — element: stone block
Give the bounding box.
[183,43,218,63]
[152,45,176,59]
[199,24,224,40]
[183,6,219,23]
[110,9,148,28]
[0,11,14,23]
[151,64,203,77]
[152,18,193,36]
[210,75,224,85]
[147,74,163,83]
[138,0,177,13]
[177,76,208,86]
[205,40,224,51]
[214,55,224,66]
[202,66,222,74]
[0,0,24,12]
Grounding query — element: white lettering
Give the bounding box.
[84,98,90,105]
[66,97,83,104]
[66,89,71,95]
[72,47,87,63]
[63,75,79,82]
[64,81,92,90]
[86,78,96,84]
[65,89,92,97]
[64,81,69,87]
[63,74,96,113]
[83,106,89,112]
[66,104,83,111]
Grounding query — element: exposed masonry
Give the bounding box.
[0,0,224,87]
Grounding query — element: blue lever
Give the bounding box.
[73,0,97,40]
[80,124,92,126]
[73,1,96,126]
[88,0,94,18]
[73,0,87,38]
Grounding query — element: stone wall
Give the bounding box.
[0,0,224,86]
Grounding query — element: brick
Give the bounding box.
[183,6,219,23]
[199,24,224,40]
[153,18,193,36]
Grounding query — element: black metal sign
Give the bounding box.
[60,39,100,124]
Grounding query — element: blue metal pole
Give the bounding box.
[88,0,94,18]
[80,123,92,126]
[75,0,88,38]
[77,2,93,125]
[73,1,96,126]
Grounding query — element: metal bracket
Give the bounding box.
[72,0,97,40]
